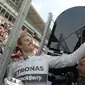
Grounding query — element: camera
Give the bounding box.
[48,66,78,85]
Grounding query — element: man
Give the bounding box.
[76,57,85,85]
[7,33,85,85]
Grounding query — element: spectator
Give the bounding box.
[76,57,85,85]
[0,25,4,35]
[20,27,27,34]
[0,25,5,46]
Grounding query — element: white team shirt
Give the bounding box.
[8,42,85,85]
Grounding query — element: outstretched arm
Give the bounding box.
[46,42,85,68]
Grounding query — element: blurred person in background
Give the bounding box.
[0,25,5,48]
[20,27,27,34]
[0,25,4,37]
[76,57,85,85]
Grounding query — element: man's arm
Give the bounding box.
[46,42,85,68]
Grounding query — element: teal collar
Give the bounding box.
[23,56,28,60]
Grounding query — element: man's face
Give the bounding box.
[77,58,85,78]
[19,35,34,52]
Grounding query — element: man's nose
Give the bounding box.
[29,41,32,44]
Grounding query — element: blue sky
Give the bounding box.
[32,0,85,22]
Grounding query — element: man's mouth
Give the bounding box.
[28,44,33,46]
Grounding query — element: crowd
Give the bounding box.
[0,23,11,54]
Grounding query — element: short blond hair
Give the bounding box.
[17,33,33,45]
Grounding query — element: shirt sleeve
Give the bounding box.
[46,42,85,68]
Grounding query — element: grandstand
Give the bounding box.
[0,0,47,48]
